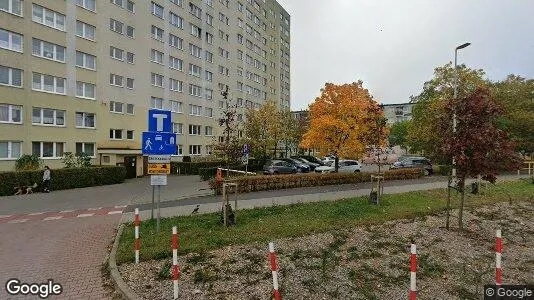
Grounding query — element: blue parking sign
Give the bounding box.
[148,109,172,132]
[142,132,177,155]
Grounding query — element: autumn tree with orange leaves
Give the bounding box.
[300,81,387,172]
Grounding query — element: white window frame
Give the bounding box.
[170,100,182,113]
[109,101,124,113]
[75,142,96,157]
[188,125,201,136]
[126,103,135,114]
[205,71,213,82]
[151,73,164,88]
[169,12,183,28]
[150,97,163,109]
[189,43,202,58]
[76,20,96,41]
[32,108,65,126]
[127,0,135,13]
[32,73,66,95]
[75,51,96,70]
[126,130,134,140]
[189,84,202,97]
[32,38,65,62]
[189,104,202,116]
[1,0,23,16]
[109,129,123,140]
[126,77,134,89]
[205,88,213,100]
[32,141,65,159]
[126,52,135,64]
[110,46,124,61]
[0,65,23,88]
[110,18,124,34]
[151,49,164,64]
[204,107,213,117]
[172,122,183,134]
[151,1,164,19]
[0,141,22,160]
[0,28,23,53]
[110,74,124,87]
[189,63,202,77]
[111,0,124,8]
[169,56,183,71]
[189,144,201,155]
[76,0,96,12]
[126,26,135,38]
[0,104,22,124]
[76,81,96,100]
[169,34,183,49]
[169,78,182,91]
[205,126,213,136]
[151,25,164,41]
[32,4,65,31]
[75,112,96,129]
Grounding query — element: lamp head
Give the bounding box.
[456,42,471,50]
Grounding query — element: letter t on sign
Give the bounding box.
[153,114,167,132]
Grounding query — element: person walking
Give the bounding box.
[43,166,51,193]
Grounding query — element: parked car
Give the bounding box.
[281,158,310,173]
[322,155,336,165]
[293,155,325,166]
[291,157,320,171]
[315,160,362,173]
[263,159,297,175]
[390,156,433,175]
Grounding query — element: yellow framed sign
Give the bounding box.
[148,163,171,174]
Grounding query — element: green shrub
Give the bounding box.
[208,168,423,195]
[171,161,225,175]
[435,165,452,176]
[15,154,42,171]
[0,166,126,196]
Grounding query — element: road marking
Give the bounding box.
[60,210,75,213]
[114,205,127,209]
[107,210,123,215]
[87,207,102,211]
[0,215,13,219]
[8,219,29,223]
[43,216,64,221]
[28,212,45,216]
[77,213,94,218]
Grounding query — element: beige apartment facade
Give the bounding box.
[0,0,290,175]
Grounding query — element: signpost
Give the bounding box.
[243,144,250,174]
[143,109,176,232]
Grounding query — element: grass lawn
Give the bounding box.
[116,180,534,265]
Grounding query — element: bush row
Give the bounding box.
[208,168,423,195]
[0,166,126,196]
[173,159,267,177]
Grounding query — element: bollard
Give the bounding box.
[496,229,502,285]
[269,242,281,300]
[134,208,140,264]
[410,243,417,300]
[172,226,180,299]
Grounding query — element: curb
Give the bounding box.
[109,222,143,300]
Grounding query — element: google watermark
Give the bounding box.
[5,279,62,299]
[485,285,534,300]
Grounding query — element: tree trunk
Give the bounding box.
[334,155,339,173]
[445,174,452,230]
[458,179,466,230]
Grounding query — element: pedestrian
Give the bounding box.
[43,166,51,193]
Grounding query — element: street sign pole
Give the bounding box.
[151,185,155,220]
[156,185,161,232]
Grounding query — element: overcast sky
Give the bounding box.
[276,0,534,110]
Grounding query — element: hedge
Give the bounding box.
[0,166,126,196]
[173,159,266,177]
[208,168,423,195]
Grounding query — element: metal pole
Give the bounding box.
[452,48,458,180]
[156,185,161,232]
[151,185,155,220]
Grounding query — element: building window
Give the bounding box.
[205,51,213,63]
[150,97,163,109]
[0,141,22,159]
[0,104,22,124]
[126,52,135,63]
[170,0,182,6]
[151,49,164,64]
[32,142,64,158]
[189,84,202,97]
[205,126,213,136]
[189,64,202,77]
[110,18,124,34]
[127,0,135,12]
[205,32,213,44]
[189,2,202,19]
[126,130,134,140]
[110,74,123,87]
[126,103,134,114]
[205,89,213,100]
[75,142,95,157]
[0,65,22,87]
[169,34,183,49]
[170,100,182,113]
[205,71,213,82]
[0,28,23,52]
[32,39,65,62]
[126,26,135,38]
[176,144,183,156]
[205,145,212,155]
[110,46,124,60]
[189,104,202,116]
[169,12,183,28]
[76,82,96,99]
[206,13,213,26]
[76,20,96,41]
[1,0,22,16]
[32,73,66,94]
[188,125,201,135]
[151,73,164,87]
[151,1,164,18]
[189,145,201,155]
[32,108,65,126]
[190,23,201,38]
[76,0,96,12]
[75,51,96,70]
[189,43,202,58]
[169,78,182,91]
[111,0,124,7]
[204,107,213,117]
[151,25,164,41]
[109,101,123,113]
[172,122,183,134]
[169,56,183,70]
[126,77,134,89]
[75,112,95,128]
[109,129,123,140]
[32,4,65,31]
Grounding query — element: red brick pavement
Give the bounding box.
[0,206,126,225]
[0,215,120,299]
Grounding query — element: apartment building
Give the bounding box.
[0,0,290,175]
[382,103,414,125]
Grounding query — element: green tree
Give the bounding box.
[15,154,41,171]
[244,100,281,159]
[388,120,410,152]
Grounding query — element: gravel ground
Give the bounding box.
[119,200,534,299]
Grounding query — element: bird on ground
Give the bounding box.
[191,204,200,214]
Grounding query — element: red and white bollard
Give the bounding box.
[134,208,140,264]
[269,242,281,300]
[496,229,502,285]
[410,243,417,300]
[172,226,180,299]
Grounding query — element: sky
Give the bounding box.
[276,0,534,110]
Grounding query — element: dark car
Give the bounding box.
[263,159,297,175]
[292,155,325,166]
[282,158,310,173]
[390,156,433,175]
[291,157,320,171]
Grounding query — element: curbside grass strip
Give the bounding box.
[109,223,143,300]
